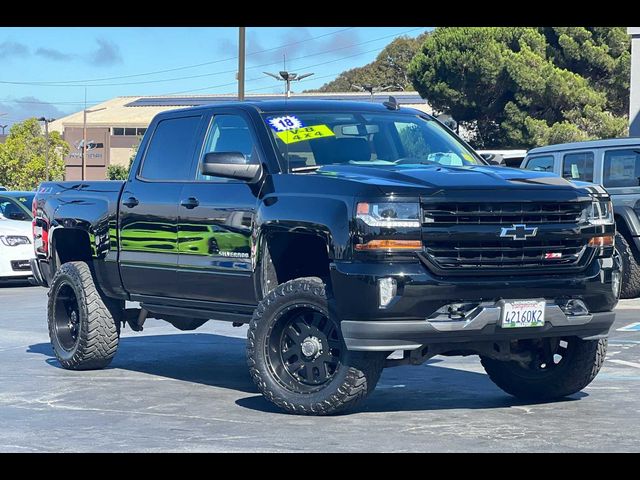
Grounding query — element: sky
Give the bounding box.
[0,26,431,128]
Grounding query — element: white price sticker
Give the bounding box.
[267,115,303,132]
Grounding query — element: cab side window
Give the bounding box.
[603,148,640,188]
[197,115,259,182]
[139,115,202,181]
[562,152,594,182]
[524,155,554,172]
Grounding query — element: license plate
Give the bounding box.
[501,300,545,328]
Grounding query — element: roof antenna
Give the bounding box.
[383,95,400,110]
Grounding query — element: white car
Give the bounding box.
[0,204,34,282]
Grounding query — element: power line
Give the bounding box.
[0,28,424,88]
[0,27,356,86]
[0,27,426,107]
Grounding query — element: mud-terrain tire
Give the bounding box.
[616,232,640,299]
[247,276,386,415]
[47,261,119,370]
[481,337,607,400]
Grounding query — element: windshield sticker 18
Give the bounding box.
[267,115,303,132]
[276,125,335,144]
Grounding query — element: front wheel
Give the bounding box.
[481,337,607,400]
[247,277,386,415]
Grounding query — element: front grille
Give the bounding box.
[422,201,590,273]
[423,202,586,225]
[10,260,31,272]
[424,239,586,270]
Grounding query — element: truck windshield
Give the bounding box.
[261,112,484,172]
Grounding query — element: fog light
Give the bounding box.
[612,270,621,298]
[378,277,397,308]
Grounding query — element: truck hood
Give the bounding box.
[315,164,588,193]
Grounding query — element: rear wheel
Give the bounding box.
[47,261,119,370]
[247,277,385,415]
[481,337,607,400]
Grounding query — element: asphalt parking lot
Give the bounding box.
[1,283,639,452]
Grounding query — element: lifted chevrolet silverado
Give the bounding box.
[32,100,620,415]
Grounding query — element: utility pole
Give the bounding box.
[37,117,55,181]
[238,27,246,101]
[263,71,314,98]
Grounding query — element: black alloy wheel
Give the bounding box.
[52,282,81,351]
[267,305,343,393]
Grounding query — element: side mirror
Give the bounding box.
[201,152,263,182]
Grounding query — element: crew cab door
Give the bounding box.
[176,112,261,305]
[119,113,203,296]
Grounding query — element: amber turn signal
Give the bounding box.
[355,239,423,251]
[588,235,614,247]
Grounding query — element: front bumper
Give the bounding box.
[0,244,34,280]
[330,257,619,351]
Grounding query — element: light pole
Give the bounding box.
[351,84,399,102]
[0,125,7,135]
[263,71,314,98]
[37,117,55,181]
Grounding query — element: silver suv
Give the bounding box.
[523,138,640,298]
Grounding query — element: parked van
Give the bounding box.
[523,138,640,298]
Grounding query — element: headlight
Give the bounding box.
[586,200,614,225]
[356,202,420,228]
[0,235,31,246]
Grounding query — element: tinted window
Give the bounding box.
[603,148,640,188]
[125,127,137,136]
[197,115,258,182]
[0,196,32,221]
[137,128,147,136]
[562,152,594,182]
[112,128,124,135]
[524,155,554,172]
[141,116,201,180]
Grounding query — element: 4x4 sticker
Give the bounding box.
[276,124,335,144]
[267,115,303,132]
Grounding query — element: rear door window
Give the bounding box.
[140,115,202,181]
[524,155,555,172]
[603,148,640,188]
[562,152,594,182]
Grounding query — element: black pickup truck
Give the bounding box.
[31,99,621,415]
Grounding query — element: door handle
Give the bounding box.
[180,197,200,209]
[123,196,139,208]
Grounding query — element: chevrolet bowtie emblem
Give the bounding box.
[499,224,538,241]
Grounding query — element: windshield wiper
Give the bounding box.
[290,165,322,172]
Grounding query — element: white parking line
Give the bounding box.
[617,322,640,332]
[608,359,640,369]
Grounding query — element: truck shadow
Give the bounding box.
[27,333,585,414]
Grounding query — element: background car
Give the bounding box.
[522,138,640,298]
[0,210,34,282]
[0,185,7,191]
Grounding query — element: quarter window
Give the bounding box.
[562,152,594,182]
[603,149,640,188]
[140,116,201,181]
[524,155,554,172]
